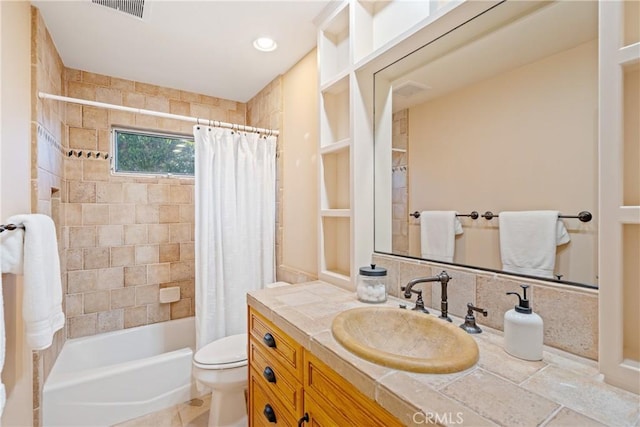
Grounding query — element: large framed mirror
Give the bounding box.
[374,1,598,288]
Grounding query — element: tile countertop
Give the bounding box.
[247,281,640,427]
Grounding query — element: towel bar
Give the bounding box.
[481,211,592,222]
[0,223,25,233]
[410,211,479,219]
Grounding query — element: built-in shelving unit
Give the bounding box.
[599,0,640,395]
[352,0,432,64]
[319,2,350,86]
[316,0,442,288]
[315,0,640,398]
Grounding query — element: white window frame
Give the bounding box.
[111,127,195,178]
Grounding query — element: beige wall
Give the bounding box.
[1,2,34,426]
[407,39,598,285]
[281,50,318,280]
[247,49,318,284]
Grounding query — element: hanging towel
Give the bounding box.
[1,214,64,350]
[420,211,464,262]
[499,210,570,279]
[1,272,5,418]
[1,225,24,275]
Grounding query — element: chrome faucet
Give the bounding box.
[401,271,452,322]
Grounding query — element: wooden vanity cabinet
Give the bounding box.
[248,308,402,426]
[248,308,304,425]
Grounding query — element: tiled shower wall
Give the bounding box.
[62,67,246,338]
[392,109,409,256]
[32,8,66,425]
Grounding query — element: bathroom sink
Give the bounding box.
[331,306,479,374]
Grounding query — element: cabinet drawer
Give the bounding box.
[249,368,297,427]
[304,352,402,427]
[304,392,351,427]
[248,308,303,379]
[249,338,303,415]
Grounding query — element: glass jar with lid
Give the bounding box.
[356,264,388,303]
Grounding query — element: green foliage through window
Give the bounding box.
[114,128,195,176]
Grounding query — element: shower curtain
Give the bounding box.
[194,126,276,350]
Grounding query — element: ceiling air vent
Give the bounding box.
[91,0,145,19]
[392,81,430,97]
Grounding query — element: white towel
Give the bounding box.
[1,214,64,350]
[1,272,5,418]
[1,226,24,275]
[499,211,570,279]
[420,211,464,262]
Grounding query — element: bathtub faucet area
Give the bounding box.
[401,271,452,322]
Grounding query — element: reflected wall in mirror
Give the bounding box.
[374,1,598,287]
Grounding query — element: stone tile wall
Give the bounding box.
[392,109,409,256]
[31,8,67,426]
[62,67,245,339]
[373,253,599,360]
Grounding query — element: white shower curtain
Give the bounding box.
[194,126,276,350]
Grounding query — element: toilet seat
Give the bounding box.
[194,333,248,370]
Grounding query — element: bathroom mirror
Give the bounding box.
[373,1,599,288]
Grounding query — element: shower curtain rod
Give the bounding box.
[38,92,280,136]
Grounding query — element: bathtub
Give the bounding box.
[43,317,198,427]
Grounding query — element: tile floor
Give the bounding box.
[112,394,211,427]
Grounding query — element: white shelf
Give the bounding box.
[319,2,351,85]
[320,78,351,146]
[321,71,351,94]
[319,215,351,285]
[352,0,433,64]
[320,138,350,155]
[320,209,351,217]
[319,269,351,289]
[320,147,350,210]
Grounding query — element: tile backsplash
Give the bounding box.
[373,253,598,360]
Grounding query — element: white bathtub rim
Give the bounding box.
[45,380,193,407]
[59,316,194,354]
[44,347,193,392]
[50,317,195,375]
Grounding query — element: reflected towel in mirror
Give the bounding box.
[499,210,570,278]
[420,211,463,262]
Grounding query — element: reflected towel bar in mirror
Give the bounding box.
[481,211,593,222]
[410,211,479,219]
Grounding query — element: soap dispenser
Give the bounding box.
[503,285,543,361]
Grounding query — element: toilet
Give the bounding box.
[193,333,249,427]
[192,282,290,427]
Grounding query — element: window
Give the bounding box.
[112,128,195,176]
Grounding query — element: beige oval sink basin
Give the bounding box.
[331,307,479,374]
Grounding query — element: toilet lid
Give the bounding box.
[194,333,248,368]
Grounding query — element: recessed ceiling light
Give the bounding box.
[253,37,277,52]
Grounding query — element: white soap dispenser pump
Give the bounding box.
[503,284,543,361]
